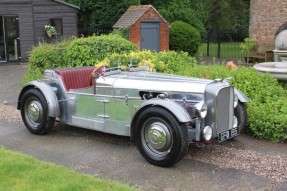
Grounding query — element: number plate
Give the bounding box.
[218,127,239,142]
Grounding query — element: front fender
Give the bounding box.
[17,81,60,117]
[234,88,249,103]
[130,98,191,140]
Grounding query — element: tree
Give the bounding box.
[205,0,250,34]
[142,0,250,36]
[65,0,140,28]
[65,0,250,39]
[142,0,208,40]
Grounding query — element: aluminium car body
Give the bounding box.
[17,66,248,167]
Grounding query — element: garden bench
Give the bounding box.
[248,48,273,63]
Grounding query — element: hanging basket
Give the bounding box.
[46,31,53,38]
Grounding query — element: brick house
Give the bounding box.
[0,0,79,63]
[113,5,169,52]
[249,0,287,52]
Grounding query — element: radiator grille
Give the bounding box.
[216,87,234,134]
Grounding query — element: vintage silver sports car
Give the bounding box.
[17,65,248,167]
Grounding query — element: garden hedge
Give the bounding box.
[23,34,136,83]
[65,34,137,67]
[23,41,68,83]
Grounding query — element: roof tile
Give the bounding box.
[113,5,167,28]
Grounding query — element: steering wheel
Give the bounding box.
[90,65,109,85]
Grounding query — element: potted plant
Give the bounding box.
[45,25,57,38]
[240,38,257,64]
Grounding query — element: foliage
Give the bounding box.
[111,28,130,40]
[24,34,136,83]
[64,0,140,28]
[103,51,155,70]
[23,42,68,83]
[240,38,257,63]
[170,21,201,56]
[151,0,208,40]
[205,0,250,35]
[65,34,137,67]
[44,25,57,34]
[65,0,249,41]
[154,51,196,73]
[100,50,197,73]
[0,147,138,191]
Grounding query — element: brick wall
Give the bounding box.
[250,0,287,50]
[129,8,169,51]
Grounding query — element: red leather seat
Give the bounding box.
[55,67,95,91]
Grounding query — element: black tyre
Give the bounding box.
[234,102,247,133]
[20,89,55,135]
[135,107,188,167]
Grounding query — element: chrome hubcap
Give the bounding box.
[28,101,41,121]
[147,122,169,150]
[143,119,172,155]
[25,98,44,129]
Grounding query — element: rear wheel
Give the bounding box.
[135,107,188,167]
[234,102,247,133]
[20,89,55,135]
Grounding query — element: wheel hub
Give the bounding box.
[27,101,41,122]
[147,122,171,151]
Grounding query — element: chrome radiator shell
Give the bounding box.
[204,81,235,138]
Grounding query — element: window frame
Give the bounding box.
[49,18,63,36]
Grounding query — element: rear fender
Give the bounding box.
[17,81,60,117]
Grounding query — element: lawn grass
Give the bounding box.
[197,42,244,58]
[0,147,138,191]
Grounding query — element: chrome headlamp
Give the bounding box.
[234,94,238,108]
[194,101,207,118]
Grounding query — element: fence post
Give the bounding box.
[217,31,221,58]
[207,31,210,57]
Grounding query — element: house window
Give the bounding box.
[49,18,63,35]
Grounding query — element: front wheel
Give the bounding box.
[234,102,247,133]
[20,89,55,135]
[135,107,188,167]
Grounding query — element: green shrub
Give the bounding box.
[65,34,137,67]
[111,28,130,40]
[154,51,196,73]
[240,38,257,63]
[101,50,197,72]
[169,21,201,56]
[102,50,156,70]
[23,42,68,83]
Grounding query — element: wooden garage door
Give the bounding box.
[140,22,160,52]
